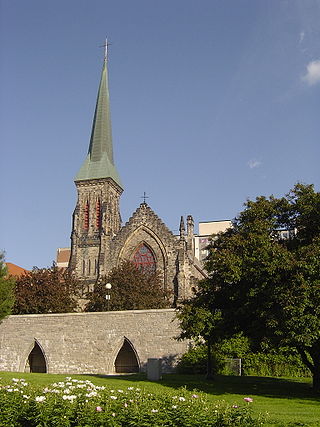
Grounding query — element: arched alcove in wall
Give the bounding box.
[114,338,139,373]
[25,341,47,373]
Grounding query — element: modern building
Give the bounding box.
[194,220,232,264]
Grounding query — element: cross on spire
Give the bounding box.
[141,192,149,204]
[99,38,112,62]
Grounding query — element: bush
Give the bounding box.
[0,377,265,426]
[242,352,311,377]
[176,344,224,374]
[177,335,312,378]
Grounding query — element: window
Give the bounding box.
[132,244,156,273]
[96,199,101,230]
[83,201,89,230]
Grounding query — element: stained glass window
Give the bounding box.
[83,201,89,230]
[132,244,156,273]
[96,199,101,230]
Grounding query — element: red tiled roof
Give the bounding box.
[5,262,29,277]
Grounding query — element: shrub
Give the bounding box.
[176,344,224,374]
[177,335,312,378]
[0,377,265,426]
[242,352,311,377]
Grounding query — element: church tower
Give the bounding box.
[69,43,123,285]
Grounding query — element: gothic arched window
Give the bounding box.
[132,244,156,273]
[83,201,89,230]
[96,199,101,230]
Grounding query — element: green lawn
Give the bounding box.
[1,372,319,426]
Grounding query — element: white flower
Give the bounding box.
[85,391,98,398]
[63,394,77,401]
[179,397,186,401]
[172,405,177,409]
[117,389,123,393]
[151,409,158,413]
[127,387,134,390]
[35,396,46,402]
[110,395,117,400]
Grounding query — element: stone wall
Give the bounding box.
[0,309,188,375]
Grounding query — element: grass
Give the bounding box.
[1,371,319,426]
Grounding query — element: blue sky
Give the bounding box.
[1,0,319,270]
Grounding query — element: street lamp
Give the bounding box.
[105,283,112,311]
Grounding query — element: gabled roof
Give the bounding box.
[75,57,122,188]
[113,202,179,248]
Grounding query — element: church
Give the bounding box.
[62,46,207,304]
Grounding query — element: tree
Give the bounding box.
[85,261,171,312]
[13,264,81,314]
[0,252,15,321]
[176,295,222,379]
[178,184,320,391]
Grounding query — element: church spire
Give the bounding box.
[75,40,122,188]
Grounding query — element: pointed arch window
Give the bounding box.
[83,201,89,230]
[96,199,102,230]
[132,244,156,273]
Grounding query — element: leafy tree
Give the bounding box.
[0,252,15,321]
[13,264,81,314]
[85,261,171,312]
[176,293,222,379]
[178,184,320,391]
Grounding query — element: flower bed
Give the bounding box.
[0,377,265,426]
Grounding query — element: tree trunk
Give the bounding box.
[313,369,320,393]
[311,359,320,393]
[206,339,214,380]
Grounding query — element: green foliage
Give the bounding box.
[218,333,251,359]
[242,352,311,378]
[13,264,81,314]
[0,252,15,321]
[177,184,320,390]
[177,337,311,378]
[0,376,265,426]
[85,261,171,312]
[177,344,224,375]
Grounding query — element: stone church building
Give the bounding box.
[63,49,206,303]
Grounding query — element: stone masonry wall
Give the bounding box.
[0,309,188,375]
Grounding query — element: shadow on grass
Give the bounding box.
[87,373,320,403]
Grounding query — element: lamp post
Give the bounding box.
[105,282,112,311]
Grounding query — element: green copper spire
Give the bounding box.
[75,44,122,188]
